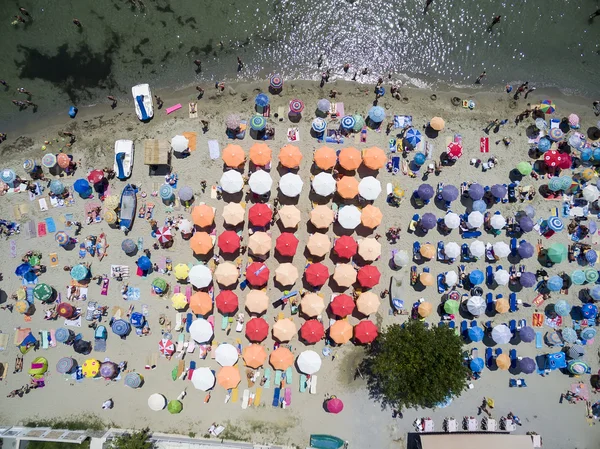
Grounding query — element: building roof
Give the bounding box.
[419,434,535,449]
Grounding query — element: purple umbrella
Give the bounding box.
[420,213,437,230]
[99,361,118,379]
[518,242,534,259]
[417,184,434,200]
[519,326,535,342]
[491,184,507,199]
[469,183,484,200]
[441,185,459,202]
[518,216,534,232]
[590,221,597,234]
[519,357,536,374]
[520,272,536,288]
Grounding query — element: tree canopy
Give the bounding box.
[109,429,154,449]
[361,321,468,410]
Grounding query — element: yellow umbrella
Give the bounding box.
[581,168,595,181]
[392,186,405,199]
[15,300,29,314]
[222,202,245,226]
[358,238,381,261]
[16,289,26,300]
[310,205,334,229]
[272,318,297,342]
[171,293,188,310]
[418,302,432,317]
[300,293,325,317]
[82,359,100,378]
[245,290,269,315]
[275,263,299,286]
[103,209,117,225]
[307,233,331,257]
[420,243,435,259]
[103,195,120,210]
[329,320,353,344]
[495,298,509,313]
[333,264,357,288]
[420,272,434,286]
[214,262,239,287]
[356,292,380,316]
[279,205,301,229]
[248,232,271,256]
[496,353,510,370]
[173,263,190,280]
[430,117,445,131]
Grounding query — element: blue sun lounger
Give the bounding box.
[413,241,421,261]
[510,238,518,257]
[462,230,482,239]
[461,320,468,339]
[391,156,401,175]
[535,332,543,349]
[509,293,518,312]
[272,387,281,407]
[486,293,494,312]
[486,266,493,286]
[461,244,473,262]
[510,349,517,369]
[437,274,445,294]
[485,348,493,368]
[509,319,517,335]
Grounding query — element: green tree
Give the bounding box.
[109,429,154,449]
[361,321,468,410]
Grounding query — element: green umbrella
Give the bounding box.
[33,283,53,302]
[516,161,532,176]
[585,268,599,283]
[571,270,586,285]
[28,255,41,267]
[167,399,183,414]
[152,278,168,293]
[444,299,459,315]
[547,243,567,263]
[352,115,365,132]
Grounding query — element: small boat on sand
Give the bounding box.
[119,184,137,233]
[131,84,153,121]
[114,139,134,180]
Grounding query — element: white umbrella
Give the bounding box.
[444,242,460,259]
[583,185,600,202]
[279,173,303,197]
[469,240,485,258]
[220,170,244,194]
[358,176,381,200]
[189,318,214,343]
[393,250,410,267]
[297,350,322,375]
[215,343,239,366]
[338,205,361,229]
[171,135,189,153]
[490,214,506,230]
[179,219,193,234]
[493,242,510,258]
[445,271,458,286]
[191,367,215,391]
[468,211,484,228]
[466,296,486,316]
[491,324,512,344]
[444,212,460,229]
[494,269,510,285]
[312,172,336,197]
[248,170,273,195]
[189,264,212,288]
[148,393,167,411]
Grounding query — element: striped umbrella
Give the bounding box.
[112,319,131,337]
[55,328,71,343]
[405,128,422,147]
[340,115,355,130]
[547,216,564,232]
[540,100,555,114]
[23,159,36,173]
[554,300,571,317]
[49,180,65,195]
[103,209,117,225]
[159,184,173,200]
[56,357,75,374]
[255,93,269,107]
[250,115,267,131]
[289,99,304,113]
[42,153,57,168]
[581,327,597,340]
[312,118,327,133]
[124,372,143,388]
[568,360,589,375]
[269,74,283,90]
[548,177,562,192]
[70,264,88,281]
[561,327,577,343]
[549,128,564,141]
[0,169,16,184]
[55,231,69,246]
[155,226,173,244]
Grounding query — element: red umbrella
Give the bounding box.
[354,320,378,344]
[155,226,173,244]
[87,169,105,184]
[245,317,269,342]
[300,320,325,344]
[57,303,74,318]
[558,154,572,170]
[326,397,344,414]
[544,150,562,167]
[218,230,241,253]
[333,236,358,259]
[159,338,175,357]
[357,265,380,288]
[246,262,270,286]
[330,294,355,317]
[446,142,463,160]
[215,290,238,314]
[305,263,329,287]
[248,204,272,227]
[275,233,299,257]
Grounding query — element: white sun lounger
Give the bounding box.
[242,389,250,409]
[485,418,497,431]
[309,375,317,394]
[444,418,457,433]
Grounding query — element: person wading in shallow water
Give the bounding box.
[73,18,82,27]
[423,0,433,14]
[487,15,501,31]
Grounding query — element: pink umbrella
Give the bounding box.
[568,114,579,127]
[155,226,173,244]
[159,338,175,357]
[326,397,344,414]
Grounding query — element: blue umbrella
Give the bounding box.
[340,115,356,130]
[0,169,16,184]
[121,239,137,254]
[554,299,571,317]
[538,137,551,152]
[137,256,151,271]
[312,118,327,133]
[55,231,69,246]
[420,213,437,230]
[55,328,71,343]
[469,183,484,200]
[520,272,536,288]
[441,185,459,202]
[469,358,484,372]
[547,275,563,291]
[590,285,600,301]
[250,115,267,131]
[525,205,536,218]
[255,93,269,107]
[586,250,597,266]
[561,327,577,343]
[70,264,88,281]
[518,216,534,232]
[594,148,600,161]
[548,177,562,192]
[468,326,484,342]
[367,106,385,123]
[472,200,486,213]
[23,271,37,283]
[590,221,597,234]
[414,153,426,166]
[582,303,598,319]
[547,216,564,232]
[469,270,484,285]
[178,186,193,202]
[519,357,536,374]
[519,326,535,342]
[159,184,173,200]
[417,184,434,200]
[111,319,131,337]
[571,270,586,285]
[581,148,593,162]
[581,327,597,340]
[15,263,31,277]
[518,242,534,259]
[23,159,36,173]
[317,99,330,113]
[491,184,507,199]
[405,128,422,147]
[73,179,92,198]
[558,176,572,191]
[49,180,65,195]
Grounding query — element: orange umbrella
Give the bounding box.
[222,202,245,226]
[420,272,434,286]
[338,147,362,170]
[314,146,337,170]
[310,205,334,229]
[279,205,301,228]
[356,292,380,316]
[361,205,383,228]
[307,233,331,257]
[270,347,294,370]
[279,144,303,168]
[275,263,299,286]
[430,117,445,131]
[217,366,241,389]
[418,302,433,317]
[57,153,71,169]
[362,147,387,170]
[333,264,357,288]
[272,318,297,342]
[495,298,510,314]
[190,292,213,315]
[191,204,215,228]
[336,176,359,199]
[329,320,353,344]
[420,243,435,259]
[222,144,245,168]
[300,293,325,317]
[245,290,269,315]
[189,232,214,255]
[248,232,271,255]
[242,344,267,368]
[496,353,510,370]
[214,262,239,287]
[249,142,272,166]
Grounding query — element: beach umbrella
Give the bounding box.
[245,317,269,342]
[189,318,214,343]
[417,183,434,200]
[468,326,484,342]
[289,99,304,113]
[137,256,152,271]
[215,343,239,367]
[275,233,299,257]
[217,230,241,254]
[429,116,445,131]
[547,243,567,263]
[171,292,187,310]
[312,172,336,196]
[518,216,534,232]
[518,242,535,259]
[581,168,595,181]
[441,185,459,202]
[446,142,462,160]
[361,205,383,228]
[368,106,385,123]
[545,150,564,168]
[420,272,434,286]
[33,283,52,302]
[469,270,484,285]
[582,303,598,319]
[549,127,564,141]
[222,144,245,167]
[420,243,435,259]
[494,270,510,286]
[538,137,551,153]
[173,264,190,281]
[329,320,353,344]
[341,115,356,130]
[248,232,271,255]
[189,232,213,255]
[270,347,295,371]
[581,327,597,340]
[568,360,589,375]
[275,263,299,286]
[151,279,168,296]
[49,179,65,195]
[444,213,460,229]
[167,400,183,414]
[55,231,70,246]
[246,262,270,286]
[255,93,269,108]
[312,117,327,133]
[248,170,273,195]
[469,358,484,372]
[490,214,506,230]
[300,294,325,317]
[354,321,378,344]
[158,184,173,201]
[516,161,532,175]
[170,135,190,154]
[99,361,118,379]
[189,292,212,315]
[355,291,380,316]
[177,186,194,203]
[42,153,57,168]
[190,367,215,391]
[568,345,585,359]
[357,177,381,201]
[571,270,586,285]
[225,114,241,130]
[305,263,329,287]
[334,236,358,259]
[583,185,600,202]
[586,268,599,283]
[15,262,32,277]
[269,73,283,90]
[297,350,322,375]
[249,142,272,166]
[519,326,535,343]
[338,147,362,170]
[14,299,29,314]
[70,264,88,281]
[279,144,303,168]
[57,303,74,319]
[491,324,512,344]
[121,238,136,254]
[547,275,563,291]
[420,213,437,231]
[468,211,484,228]
[112,319,131,337]
[217,366,241,390]
[317,98,330,113]
[491,184,507,199]
[214,262,239,286]
[155,226,173,244]
[357,265,380,288]
[82,359,100,378]
[273,318,297,342]
[249,115,267,131]
[307,233,331,258]
[57,153,70,169]
[392,250,410,268]
[362,147,387,170]
[314,146,337,170]
[279,173,303,197]
[242,345,267,369]
[189,265,212,288]
[444,242,460,259]
[495,298,509,313]
[148,393,167,411]
[300,320,325,344]
[540,99,555,114]
[248,203,272,228]
[496,354,510,370]
[568,113,579,127]
[56,357,75,374]
[55,328,71,344]
[591,285,600,301]
[222,203,245,227]
[418,302,432,317]
[444,299,459,314]
[310,205,335,229]
[405,128,421,147]
[554,300,571,316]
[586,250,597,266]
[582,148,593,161]
[338,205,361,229]
[445,271,458,287]
[331,294,355,316]
[414,153,426,166]
[0,169,16,186]
[468,183,484,200]
[561,327,577,344]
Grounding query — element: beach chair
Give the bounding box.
[272,388,281,407]
[437,274,445,294]
[391,156,401,175]
[460,321,468,339]
[486,293,494,312]
[186,313,193,332]
[509,293,517,312]
[485,348,493,368]
[486,266,493,286]
[264,367,271,388]
[510,238,517,256]
[285,367,293,384]
[274,369,282,386]
[482,417,497,431]
[413,241,421,261]
[309,375,317,394]
[40,330,49,349]
[509,349,517,369]
[284,387,292,406]
[299,374,307,392]
[174,313,184,332]
[535,331,543,349]
[444,417,457,433]
[495,348,502,365]
[509,319,517,335]
[461,244,472,262]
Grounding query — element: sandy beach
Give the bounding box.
[0,79,599,449]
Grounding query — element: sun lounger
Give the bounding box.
[230,387,238,402]
[509,319,517,335]
[485,348,493,368]
[285,367,293,385]
[284,387,292,406]
[460,320,468,339]
[40,330,49,349]
[483,417,497,431]
[509,349,517,369]
[166,103,182,115]
[462,230,481,239]
[274,369,282,386]
[391,156,400,175]
[309,374,317,394]
[465,417,478,431]
[502,418,517,431]
[486,293,494,312]
[242,389,250,409]
[509,293,517,312]
[444,417,457,433]
[174,313,183,332]
[272,387,281,407]
[299,374,307,392]
[264,367,271,388]
[535,331,543,348]
[186,313,193,332]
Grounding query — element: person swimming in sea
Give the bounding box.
[487,15,501,31]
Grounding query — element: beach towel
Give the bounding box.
[38,198,48,211]
[0,333,9,351]
[13,328,31,345]
[335,103,345,117]
[24,220,35,239]
[287,128,299,143]
[231,387,238,402]
[394,115,413,129]
[64,317,82,327]
[545,315,562,329]
[262,104,270,117]
[63,213,73,229]
[284,387,291,406]
[183,132,197,151]
[45,217,56,233]
[277,106,285,121]
[166,103,182,115]
[188,103,198,119]
[254,387,262,406]
[480,137,489,153]
[13,203,29,220]
[532,313,544,327]
[37,222,47,237]
[208,140,220,160]
[10,241,17,258]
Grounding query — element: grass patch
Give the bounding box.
[24,414,105,432]
[27,441,90,449]
[220,419,299,445]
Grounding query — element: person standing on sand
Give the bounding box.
[487,15,501,31]
[590,8,600,19]
[107,96,117,109]
[154,95,163,109]
[237,56,243,72]
[513,82,528,100]
[475,71,486,84]
[524,86,536,99]
[196,86,204,99]
[73,18,82,27]
[423,0,433,14]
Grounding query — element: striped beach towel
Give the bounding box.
[480,137,489,153]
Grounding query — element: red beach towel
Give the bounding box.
[480,137,489,153]
[37,222,47,237]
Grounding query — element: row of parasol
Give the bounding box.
[56,357,144,387]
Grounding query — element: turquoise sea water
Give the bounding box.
[0,0,599,130]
